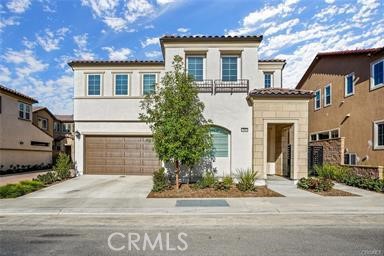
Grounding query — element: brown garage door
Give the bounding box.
[85,136,161,175]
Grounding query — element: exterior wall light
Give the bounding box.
[75,131,81,139]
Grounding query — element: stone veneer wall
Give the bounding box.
[251,99,309,180]
[346,165,383,179]
[309,137,344,165]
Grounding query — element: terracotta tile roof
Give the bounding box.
[0,84,38,103]
[68,60,164,67]
[55,114,74,122]
[296,47,384,89]
[249,88,314,97]
[160,35,263,41]
[259,59,286,63]
[317,47,384,57]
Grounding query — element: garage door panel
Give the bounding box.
[85,136,160,175]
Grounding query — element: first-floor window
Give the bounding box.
[210,126,229,157]
[115,74,129,95]
[324,84,331,106]
[314,90,321,110]
[87,74,101,96]
[18,102,31,120]
[374,120,384,149]
[143,74,156,95]
[371,59,384,89]
[344,153,357,165]
[264,72,273,88]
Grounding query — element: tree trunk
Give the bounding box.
[175,160,180,190]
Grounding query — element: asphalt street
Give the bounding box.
[1,214,383,256]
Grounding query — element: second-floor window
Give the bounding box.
[187,56,204,81]
[314,90,321,110]
[221,56,238,81]
[143,74,156,95]
[18,102,31,120]
[264,72,273,88]
[38,117,48,130]
[115,74,129,95]
[87,74,101,96]
[324,84,331,106]
[345,73,354,97]
[371,59,384,90]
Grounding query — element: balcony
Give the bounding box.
[193,79,249,94]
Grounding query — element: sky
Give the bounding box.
[0,0,383,114]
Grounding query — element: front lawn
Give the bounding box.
[0,180,44,198]
[148,184,283,198]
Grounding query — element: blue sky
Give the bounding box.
[0,0,383,114]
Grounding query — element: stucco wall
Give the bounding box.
[251,98,309,180]
[301,54,384,166]
[32,109,55,137]
[0,93,53,168]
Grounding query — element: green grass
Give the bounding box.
[0,180,45,199]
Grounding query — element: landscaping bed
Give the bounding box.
[302,188,358,197]
[148,184,283,198]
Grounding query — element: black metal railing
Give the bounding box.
[214,79,249,94]
[193,80,214,94]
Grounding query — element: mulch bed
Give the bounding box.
[305,188,358,197]
[147,184,284,198]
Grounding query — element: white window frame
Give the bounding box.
[113,73,130,96]
[344,153,357,165]
[310,128,340,141]
[344,73,355,97]
[314,89,321,110]
[263,72,273,88]
[370,58,384,91]
[186,55,206,81]
[86,73,103,96]
[141,73,158,96]
[373,120,384,150]
[38,117,48,130]
[18,102,31,120]
[324,84,332,107]
[220,55,241,81]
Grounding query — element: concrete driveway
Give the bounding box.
[24,175,152,199]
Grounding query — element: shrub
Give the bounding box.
[196,170,216,189]
[222,176,233,187]
[297,177,334,192]
[236,168,258,192]
[34,171,57,185]
[213,181,230,191]
[54,153,71,180]
[315,163,351,182]
[0,180,44,198]
[152,168,169,192]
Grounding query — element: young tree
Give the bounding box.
[139,55,212,189]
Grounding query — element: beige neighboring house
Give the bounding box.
[32,106,56,137]
[53,115,75,161]
[296,47,384,178]
[0,85,53,171]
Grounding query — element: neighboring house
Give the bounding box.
[53,115,75,161]
[0,85,53,170]
[69,35,311,182]
[32,106,56,137]
[296,48,384,173]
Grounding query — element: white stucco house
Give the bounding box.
[69,35,313,182]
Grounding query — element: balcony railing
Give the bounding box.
[193,79,249,94]
[193,80,214,94]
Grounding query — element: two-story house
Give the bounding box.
[53,115,75,161]
[69,35,312,182]
[0,85,53,171]
[296,47,384,176]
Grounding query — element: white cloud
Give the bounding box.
[177,27,189,33]
[0,16,20,31]
[103,17,128,31]
[22,37,36,49]
[145,50,162,58]
[314,4,356,21]
[73,33,96,60]
[36,27,70,52]
[264,18,299,36]
[6,0,31,13]
[157,0,176,5]
[0,65,12,83]
[1,49,48,76]
[325,0,335,3]
[80,0,119,17]
[353,0,380,23]
[125,0,154,23]
[141,36,159,47]
[102,46,132,60]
